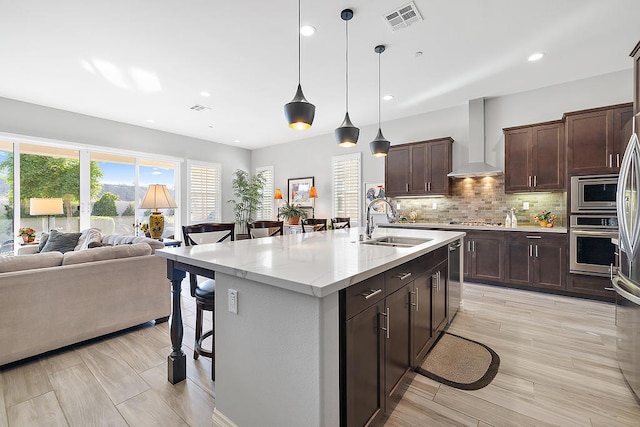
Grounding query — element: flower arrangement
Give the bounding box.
[533,210,556,227]
[17,227,36,238]
[140,222,149,233]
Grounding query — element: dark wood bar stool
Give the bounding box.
[181,222,235,381]
[331,217,351,229]
[301,218,327,233]
[247,221,284,238]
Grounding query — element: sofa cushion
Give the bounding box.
[40,230,82,254]
[75,228,103,251]
[62,243,152,265]
[101,234,164,253]
[37,232,49,252]
[0,251,64,272]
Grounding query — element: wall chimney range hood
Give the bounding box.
[448,98,502,178]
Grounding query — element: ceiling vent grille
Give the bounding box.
[190,104,212,112]
[383,2,422,32]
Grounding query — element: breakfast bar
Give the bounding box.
[156,227,464,427]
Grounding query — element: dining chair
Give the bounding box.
[181,222,235,381]
[301,218,327,233]
[331,217,351,229]
[247,221,284,238]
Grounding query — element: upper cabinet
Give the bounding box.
[385,137,453,197]
[504,121,565,193]
[565,103,633,175]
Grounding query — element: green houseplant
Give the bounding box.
[228,169,267,235]
[278,201,307,225]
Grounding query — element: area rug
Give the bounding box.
[415,333,500,390]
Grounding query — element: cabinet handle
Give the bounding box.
[528,176,532,187]
[526,235,542,239]
[529,244,532,257]
[415,288,419,311]
[405,183,409,192]
[617,154,620,168]
[604,287,614,291]
[361,288,382,299]
[424,182,427,191]
[432,274,438,292]
[437,271,441,292]
[428,182,431,192]
[393,272,412,280]
[533,175,537,187]
[380,308,390,339]
[535,244,538,258]
[467,241,471,252]
[609,154,613,168]
[472,241,475,252]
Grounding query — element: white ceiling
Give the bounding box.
[0,0,638,150]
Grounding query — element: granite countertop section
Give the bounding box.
[155,227,464,298]
[380,222,567,234]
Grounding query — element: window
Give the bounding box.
[90,152,135,235]
[255,166,274,220]
[332,153,361,225]
[188,161,221,223]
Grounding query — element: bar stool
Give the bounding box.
[181,222,235,381]
[301,218,327,233]
[331,217,351,229]
[247,221,284,238]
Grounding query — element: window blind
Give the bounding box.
[332,153,361,225]
[188,162,221,223]
[255,166,274,220]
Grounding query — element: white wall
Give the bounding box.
[0,96,251,223]
[252,69,633,221]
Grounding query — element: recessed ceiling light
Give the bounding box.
[146,119,155,123]
[300,25,316,36]
[415,51,423,57]
[201,91,211,97]
[233,139,241,143]
[528,52,545,62]
[383,95,394,101]
[208,125,214,129]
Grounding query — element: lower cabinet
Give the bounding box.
[340,248,448,426]
[466,231,505,282]
[505,232,566,290]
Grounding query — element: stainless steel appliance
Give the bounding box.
[570,174,618,213]
[613,119,640,402]
[447,239,462,323]
[569,214,618,276]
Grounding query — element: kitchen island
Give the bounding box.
[156,227,464,427]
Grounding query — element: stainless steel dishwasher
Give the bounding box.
[448,239,462,323]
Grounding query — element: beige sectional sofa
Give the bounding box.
[0,235,170,366]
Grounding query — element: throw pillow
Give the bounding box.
[40,230,82,254]
[37,232,49,253]
[75,228,102,251]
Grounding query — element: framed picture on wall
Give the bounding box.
[364,182,387,213]
[288,176,314,208]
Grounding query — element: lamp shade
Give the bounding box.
[274,189,283,200]
[285,84,315,130]
[370,128,391,157]
[309,186,317,198]
[140,184,177,211]
[29,198,63,216]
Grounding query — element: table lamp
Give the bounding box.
[309,186,317,218]
[30,198,63,232]
[274,189,283,220]
[140,184,178,239]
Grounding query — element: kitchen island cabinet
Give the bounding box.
[156,227,463,427]
[386,137,453,197]
[504,121,565,192]
[565,103,633,174]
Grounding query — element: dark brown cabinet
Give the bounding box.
[504,121,565,193]
[505,233,566,290]
[465,231,504,283]
[384,284,411,399]
[431,261,448,336]
[386,138,453,197]
[410,273,431,367]
[566,103,633,174]
[631,41,640,116]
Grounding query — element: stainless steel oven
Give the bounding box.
[571,174,618,213]
[569,214,618,276]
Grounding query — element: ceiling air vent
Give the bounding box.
[383,2,422,32]
[190,104,212,112]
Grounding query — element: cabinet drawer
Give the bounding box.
[385,262,415,294]
[344,273,385,319]
[413,247,448,277]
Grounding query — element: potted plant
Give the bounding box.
[533,210,556,227]
[228,169,267,236]
[17,227,36,243]
[278,201,307,225]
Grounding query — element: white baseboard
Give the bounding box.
[212,408,238,427]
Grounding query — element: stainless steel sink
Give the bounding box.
[360,236,432,248]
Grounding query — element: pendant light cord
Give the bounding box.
[298,0,301,85]
[377,51,381,127]
[345,18,349,112]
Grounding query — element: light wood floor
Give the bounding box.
[1,282,639,426]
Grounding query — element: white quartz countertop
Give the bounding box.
[380,222,567,234]
[155,227,464,298]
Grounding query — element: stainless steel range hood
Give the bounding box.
[448,98,502,178]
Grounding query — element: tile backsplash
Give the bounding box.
[391,175,566,226]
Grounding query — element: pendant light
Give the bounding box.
[369,45,391,157]
[284,0,315,130]
[335,8,359,147]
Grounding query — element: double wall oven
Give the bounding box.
[569,175,619,277]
